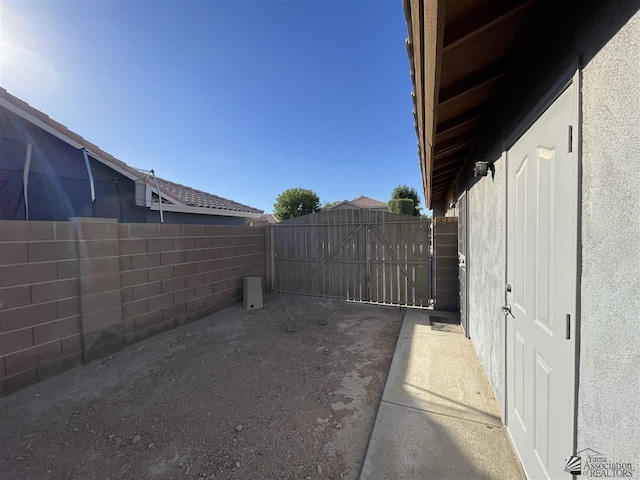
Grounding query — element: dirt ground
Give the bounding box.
[0,294,403,480]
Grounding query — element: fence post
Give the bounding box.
[71,217,124,363]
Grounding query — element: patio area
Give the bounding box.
[0,295,403,480]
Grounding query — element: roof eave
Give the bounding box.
[150,203,263,219]
[405,0,447,210]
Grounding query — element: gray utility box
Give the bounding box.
[243,277,263,311]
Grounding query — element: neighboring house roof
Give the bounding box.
[350,195,388,209]
[0,88,262,217]
[329,196,388,210]
[156,177,262,214]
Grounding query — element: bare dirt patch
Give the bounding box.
[0,294,402,480]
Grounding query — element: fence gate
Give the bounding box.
[270,209,432,307]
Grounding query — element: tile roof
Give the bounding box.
[350,196,388,209]
[155,177,262,214]
[0,88,262,215]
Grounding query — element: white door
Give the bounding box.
[506,82,577,479]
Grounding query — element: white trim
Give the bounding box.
[149,203,263,219]
[23,143,32,220]
[82,149,96,202]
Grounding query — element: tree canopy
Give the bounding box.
[389,185,421,216]
[273,188,321,221]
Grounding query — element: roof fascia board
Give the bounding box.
[150,203,263,219]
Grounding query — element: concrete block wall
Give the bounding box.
[433,217,459,311]
[0,219,266,396]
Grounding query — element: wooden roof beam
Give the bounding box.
[443,0,536,53]
[438,61,511,107]
[433,156,466,173]
[436,106,488,137]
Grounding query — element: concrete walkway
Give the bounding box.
[360,310,524,480]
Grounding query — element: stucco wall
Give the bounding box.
[465,155,506,414]
[440,0,639,463]
[578,10,640,465]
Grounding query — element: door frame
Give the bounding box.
[502,61,582,472]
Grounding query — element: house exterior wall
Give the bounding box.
[0,106,252,226]
[441,0,639,462]
[0,219,266,396]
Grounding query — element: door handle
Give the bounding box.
[502,304,515,318]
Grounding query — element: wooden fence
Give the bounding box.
[268,209,432,307]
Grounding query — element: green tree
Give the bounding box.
[273,188,321,221]
[389,185,421,216]
[388,198,415,216]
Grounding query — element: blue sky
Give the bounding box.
[0,0,426,214]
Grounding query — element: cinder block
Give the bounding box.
[162,303,186,322]
[72,222,117,242]
[186,296,206,313]
[119,255,132,272]
[185,273,206,288]
[220,227,235,236]
[61,334,82,355]
[57,298,80,318]
[205,270,223,284]
[194,237,214,249]
[175,263,197,277]
[243,277,263,311]
[5,340,61,376]
[0,243,28,265]
[54,222,75,240]
[196,284,214,298]
[80,273,120,295]
[147,237,174,253]
[147,293,173,312]
[31,279,79,304]
[184,249,204,263]
[173,287,196,304]
[148,266,174,282]
[57,260,79,279]
[161,251,184,266]
[0,357,5,378]
[0,302,57,331]
[183,225,204,237]
[196,260,216,273]
[131,253,161,270]
[128,223,159,238]
[118,223,130,238]
[203,226,221,236]
[134,309,163,330]
[79,257,119,277]
[77,240,119,259]
[121,287,133,304]
[80,290,121,315]
[161,277,185,294]
[174,237,195,251]
[0,286,31,310]
[119,239,147,255]
[28,241,76,262]
[0,328,34,355]
[132,281,161,301]
[0,221,54,242]
[33,316,80,344]
[122,299,148,320]
[81,306,122,333]
[120,269,148,288]
[158,224,183,237]
[1,263,58,287]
